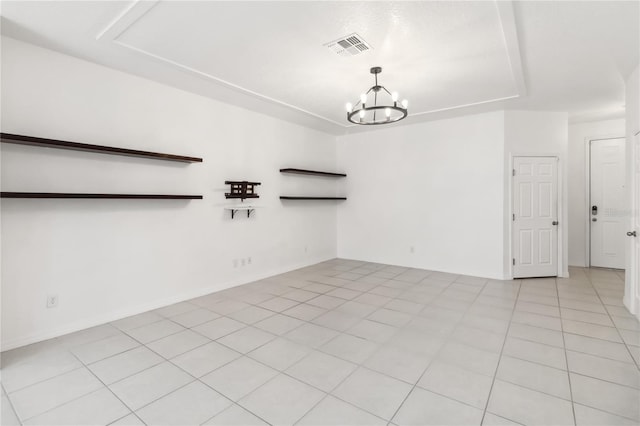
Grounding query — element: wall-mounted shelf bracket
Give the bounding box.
[225,205,260,219]
[225,181,261,200]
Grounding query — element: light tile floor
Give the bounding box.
[2,260,639,425]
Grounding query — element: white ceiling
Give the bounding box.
[1,1,638,135]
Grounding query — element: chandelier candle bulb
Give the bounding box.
[345,67,408,125]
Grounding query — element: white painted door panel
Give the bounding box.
[513,157,558,278]
[590,138,626,269]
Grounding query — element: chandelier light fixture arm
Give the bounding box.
[345,66,408,125]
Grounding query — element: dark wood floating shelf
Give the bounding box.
[226,194,259,199]
[1,192,202,200]
[280,168,346,177]
[280,196,347,200]
[0,133,203,163]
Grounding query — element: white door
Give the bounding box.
[590,138,626,269]
[512,156,558,278]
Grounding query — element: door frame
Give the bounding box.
[584,136,625,268]
[624,131,640,317]
[509,154,563,279]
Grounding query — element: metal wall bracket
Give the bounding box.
[225,205,259,219]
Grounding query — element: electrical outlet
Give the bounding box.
[410,246,415,253]
[305,245,308,253]
[247,257,252,265]
[46,294,58,308]
[241,258,246,267]
[233,259,238,268]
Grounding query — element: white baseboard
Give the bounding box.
[1,255,334,352]
[623,292,639,316]
[336,256,507,280]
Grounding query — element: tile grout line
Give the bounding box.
[587,272,640,371]
[286,272,464,424]
[166,371,275,426]
[221,308,390,426]
[556,276,578,426]
[568,268,640,421]
[167,352,261,424]
[244,312,383,416]
[5,278,501,422]
[571,400,640,423]
[1,383,23,426]
[107,412,146,426]
[2,293,625,399]
[512,308,638,348]
[289,273,460,423]
[478,277,523,425]
[175,277,397,425]
[197,265,633,423]
[72,346,159,420]
[199,402,272,426]
[2,265,327,355]
[77,350,149,426]
[385,277,492,424]
[106,331,251,423]
[3,363,87,396]
[493,351,640,390]
[66,319,232,416]
[16,351,136,424]
[4,262,637,426]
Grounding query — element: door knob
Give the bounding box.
[627,231,637,237]
[592,218,597,222]
[552,221,559,225]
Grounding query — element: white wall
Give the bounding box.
[0,37,577,349]
[503,110,569,277]
[337,111,506,280]
[0,37,339,350]
[567,119,625,267]
[625,64,639,318]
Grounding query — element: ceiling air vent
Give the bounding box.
[324,33,371,57]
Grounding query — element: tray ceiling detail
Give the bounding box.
[2,1,637,134]
[101,0,526,128]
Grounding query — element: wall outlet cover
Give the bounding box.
[46,294,58,308]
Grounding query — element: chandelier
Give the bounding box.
[345,66,408,125]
